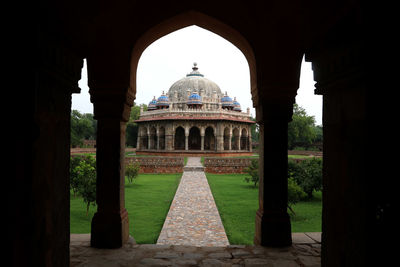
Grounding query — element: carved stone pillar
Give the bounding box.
[201,135,205,151]
[248,130,252,152]
[31,34,83,267]
[254,97,294,247]
[228,133,232,151]
[156,128,160,150]
[90,88,133,248]
[307,41,370,266]
[147,130,151,150]
[185,135,189,150]
[238,132,242,150]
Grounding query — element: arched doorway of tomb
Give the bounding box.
[241,128,248,151]
[141,126,149,150]
[159,126,165,150]
[189,126,201,150]
[223,127,230,150]
[232,127,240,150]
[174,126,185,150]
[150,126,157,150]
[204,126,215,150]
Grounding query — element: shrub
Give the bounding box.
[126,160,140,183]
[289,158,322,199]
[70,156,82,197]
[73,155,97,216]
[287,176,307,215]
[244,159,259,187]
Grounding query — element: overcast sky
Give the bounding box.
[73,26,322,125]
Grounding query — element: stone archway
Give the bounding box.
[223,127,230,150]
[189,127,201,150]
[241,128,248,151]
[149,126,157,150]
[141,126,148,150]
[159,126,165,150]
[204,126,215,150]
[232,128,240,150]
[174,126,185,150]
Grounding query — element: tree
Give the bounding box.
[125,161,140,183]
[70,110,96,147]
[289,158,323,199]
[70,156,82,197]
[126,103,147,147]
[288,104,317,150]
[75,155,97,216]
[244,159,259,187]
[250,116,259,144]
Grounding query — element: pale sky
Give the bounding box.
[73,26,322,125]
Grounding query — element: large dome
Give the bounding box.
[167,63,223,102]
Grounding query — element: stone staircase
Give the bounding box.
[183,157,204,172]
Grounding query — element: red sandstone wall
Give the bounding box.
[204,157,253,174]
[126,157,184,173]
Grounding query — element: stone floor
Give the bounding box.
[157,157,229,246]
[70,233,321,266]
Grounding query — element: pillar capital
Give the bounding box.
[255,95,295,124]
[90,86,134,122]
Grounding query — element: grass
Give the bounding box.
[206,173,322,245]
[70,173,181,244]
[206,173,258,245]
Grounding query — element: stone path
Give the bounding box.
[157,157,229,246]
[70,233,321,266]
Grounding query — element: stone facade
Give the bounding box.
[135,64,254,156]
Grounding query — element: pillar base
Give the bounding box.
[90,209,130,248]
[254,209,292,247]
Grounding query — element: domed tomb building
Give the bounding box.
[135,63,255,156]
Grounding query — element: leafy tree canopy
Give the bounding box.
[288,104,321,150]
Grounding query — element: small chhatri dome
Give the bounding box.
[157,91,169,108]
[221,91,234,109]
[187,91,202,105]
[233,97,241,112]
[148,96,158,110]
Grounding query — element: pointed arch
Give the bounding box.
[129,11,257,106]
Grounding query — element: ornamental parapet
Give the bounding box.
[136,108,253,123]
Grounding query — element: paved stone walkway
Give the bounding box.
[70,233,321,266]
[157,157,229,246]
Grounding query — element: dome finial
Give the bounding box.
[192,62,198,71]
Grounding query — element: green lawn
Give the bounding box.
[206,173,259,245]
[70,173,181,243]
[206,173,322,245]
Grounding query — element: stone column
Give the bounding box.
[254,97,294,247]
[185,135,189,151]
[248,130,252,152]
[228,133,232,150]
[307,42,371,266]
[165,124,174,151]
[136,135,141,150]
[238,131,242,150]
[90,89,133,249]
[147,130,151,150]
[136,126,141,150]
[200,127,205,151]
[30,34,83,266]
[156,128,160,150]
